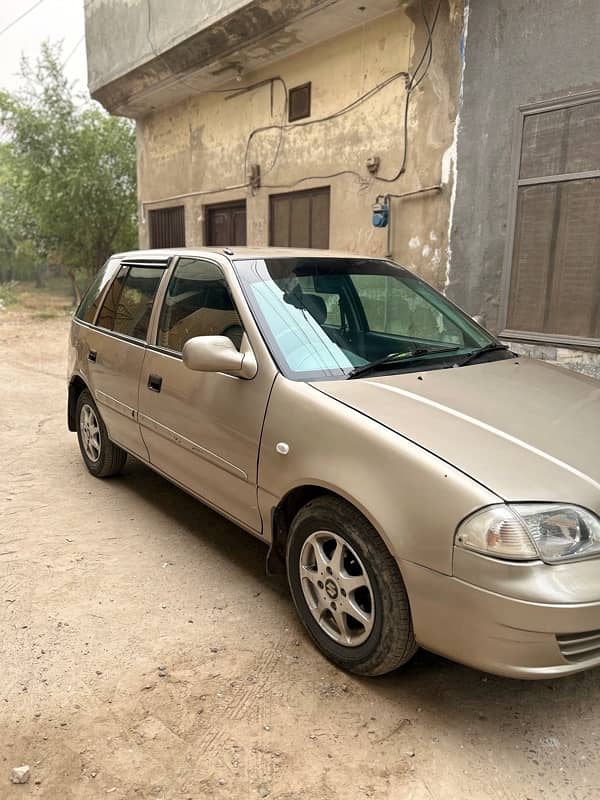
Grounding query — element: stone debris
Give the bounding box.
[11,765,31,784]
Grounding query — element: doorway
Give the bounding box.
[205,201,247,246]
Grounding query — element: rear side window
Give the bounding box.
[96,265,165,340]
[75,258,120,323]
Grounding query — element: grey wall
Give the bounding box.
[448,0,600,332]
[85,0,254,92]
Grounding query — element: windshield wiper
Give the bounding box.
[347,346,460,379]
[457,342,512,367]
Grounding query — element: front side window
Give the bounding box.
[75,258,120,323]
[158,258,244,353]
[96,265,164,340]
[505,96,600,341]
[234,257,495,381]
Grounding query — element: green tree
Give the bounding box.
[0,42,137,300]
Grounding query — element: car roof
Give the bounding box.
[111,247,386,261]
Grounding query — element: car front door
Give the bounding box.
[138,257,276,532]
[85,258,169,459]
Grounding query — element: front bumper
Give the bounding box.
[400,559,600,679]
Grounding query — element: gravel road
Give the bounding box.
[1,310,599,799]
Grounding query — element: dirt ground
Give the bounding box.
[1,294,600,800]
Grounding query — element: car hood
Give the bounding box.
[312,357,600,508]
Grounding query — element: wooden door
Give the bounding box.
[206,202,247,246]
[269,187,330,248]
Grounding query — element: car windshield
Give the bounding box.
[234,257,499,381]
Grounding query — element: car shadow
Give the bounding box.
[117,457,600,720]
[118,456,289,599]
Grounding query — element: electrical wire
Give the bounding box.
[139,0,441,201]
[374,0,442,183]
[0,0,45,38]
[63,35,85,68]
[243,68,410,181]
[261,79,288,179]
[247,0,441,185]
[262,170,369,192]
[145,0,290,182]
[410,0,442,90]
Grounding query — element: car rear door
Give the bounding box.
[138,256,277,532]
[84,257,170,459]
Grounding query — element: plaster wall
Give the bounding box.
[85,0,256,92]
[137,4,465,288]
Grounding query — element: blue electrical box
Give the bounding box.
[372,201,389,228]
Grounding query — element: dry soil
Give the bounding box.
[1,304,599,799]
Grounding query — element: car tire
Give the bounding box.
[75,389,127,478]
[287,496,417,676]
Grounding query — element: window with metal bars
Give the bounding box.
[503,94,600,345]
[149,206,186,248]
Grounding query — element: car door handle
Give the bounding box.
[147,374,163,393]
[88,349,97,363]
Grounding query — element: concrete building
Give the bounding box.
[449,0,600,378]
[85,0,466,290]
[85,0,600,375]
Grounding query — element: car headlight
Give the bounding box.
[455,504,600,564]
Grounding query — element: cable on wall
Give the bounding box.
[140,0,443,204]
[374,0,442,182]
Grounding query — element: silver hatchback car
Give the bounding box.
[68,248,600,678]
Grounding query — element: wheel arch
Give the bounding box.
[68,374,90,431]
[266,483,392,576]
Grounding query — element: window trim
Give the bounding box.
[499,89,600,348]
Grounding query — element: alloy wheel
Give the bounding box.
[299,530,375,647]
[80,403,101,463]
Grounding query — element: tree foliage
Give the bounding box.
[0,42,137,292]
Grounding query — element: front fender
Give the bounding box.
[258,377,500,575]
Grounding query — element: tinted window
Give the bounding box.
[351,274,466,345]
[75,258,120,323]
[96,265,164,340]
[158,258,243,352]
[296,275,342,327]
[234,257,493,381]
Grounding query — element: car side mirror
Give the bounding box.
[182,335,257,379]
